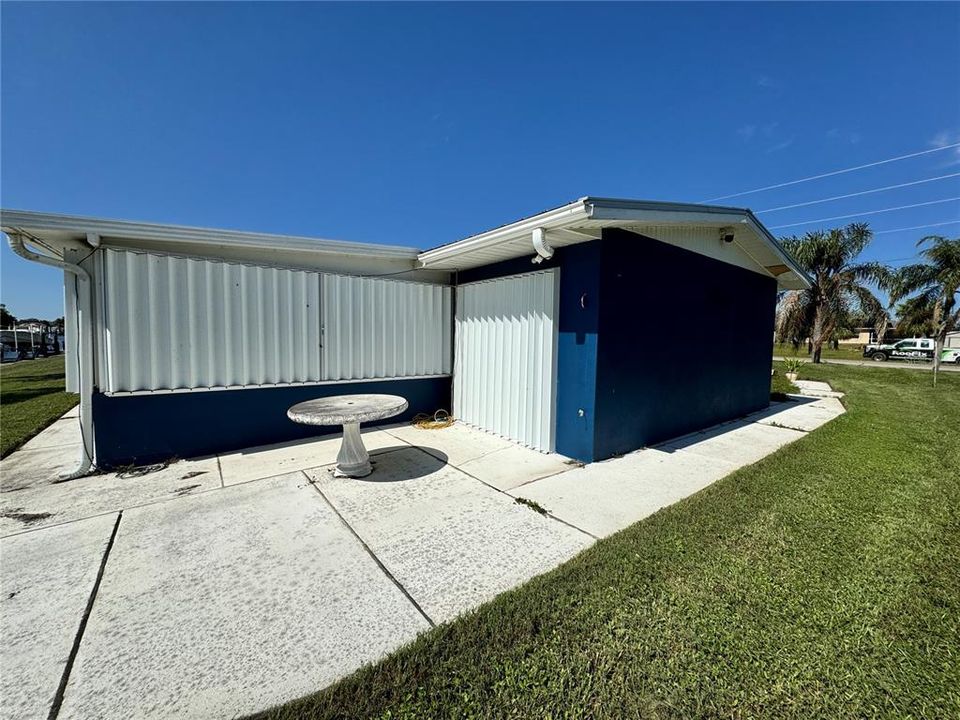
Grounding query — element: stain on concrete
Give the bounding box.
[1,509,54,525]
[172,484,201,496]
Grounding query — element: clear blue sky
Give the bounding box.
[2,2,959,318]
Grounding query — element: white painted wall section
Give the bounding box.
[101,249,322,392]
[99,248,452,393]
[454,269,558,452]
[321,274,452,381]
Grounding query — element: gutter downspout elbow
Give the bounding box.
[7,232,96,479]
[531,227,554,264]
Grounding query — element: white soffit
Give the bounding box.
[418,197,810,290]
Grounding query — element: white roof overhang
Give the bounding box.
[0,209,420,261]
[418,197,811,290]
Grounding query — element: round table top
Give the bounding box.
[287,394,409,426]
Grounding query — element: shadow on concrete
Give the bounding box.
[361,445,450,482]
[654,396,819,453]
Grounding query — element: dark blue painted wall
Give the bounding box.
[455,231,777,462]
[92,376,450,468]
[553,243,603,462]
[591,229,777,459]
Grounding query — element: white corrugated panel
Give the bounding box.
[101,248,321,392]
[454,269,558,452]
[321,273,452,380]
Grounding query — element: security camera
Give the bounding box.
[720,228,735,244]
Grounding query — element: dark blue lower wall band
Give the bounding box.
[92,376,451,468]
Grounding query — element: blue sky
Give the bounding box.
[2,1,959,318]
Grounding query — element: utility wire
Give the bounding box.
[755,173,960,213]
[702,143,960,202]
[769,197,960,230]
[873,219,960,235]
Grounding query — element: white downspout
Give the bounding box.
[531,227,554,264]
[7,232,96,479]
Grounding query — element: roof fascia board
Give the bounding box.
[418,199,590,266]
[741,212,812,289]
[0,209,419,260]
[588,206,748,226]
[584,197,747,215]
[587,199,811,290]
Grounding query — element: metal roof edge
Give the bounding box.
[417,196,811,289]
[583,196,750,216]
[0,209,421,260]
[418,198,590,263]
[741,210,813,289]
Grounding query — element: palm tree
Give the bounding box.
[890,235,960,386]
[776,223,891,363]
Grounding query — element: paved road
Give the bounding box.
[774,356,960,373]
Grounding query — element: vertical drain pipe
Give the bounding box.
[7,232,96,478]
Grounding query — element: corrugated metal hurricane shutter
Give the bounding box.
[101,248,322,392]
[454,269,559,452]
[321,273,452,380]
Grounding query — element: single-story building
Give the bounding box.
[1,198,809,475]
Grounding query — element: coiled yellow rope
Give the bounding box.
[412,409,454,429]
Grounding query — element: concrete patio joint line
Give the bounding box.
[301,471,436,629]
[47,511,123,720]
[403,443,600,542]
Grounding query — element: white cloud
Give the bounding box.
[737,124,756,141]
[826,127,861,144]
[756,75,778,89]
[930,130,960,166]
[767,136,796,153]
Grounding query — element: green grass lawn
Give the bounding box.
[256,363,960,720]
[0,355,78,457]
[774,343,866,360]
[770,368,799,398]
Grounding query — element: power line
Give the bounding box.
[755,173,960,213]
[768,197,960,230]
[873,219,960,235]
[702,143,960,202]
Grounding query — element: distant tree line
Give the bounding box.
[0,304,64,333]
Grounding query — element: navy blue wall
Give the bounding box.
[591,229,777,459]
[93,377,450,468]
[553,243,603,462]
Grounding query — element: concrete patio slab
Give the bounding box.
[1,513,117,720]
[1,383,847,719]
[1,456,222,537]
[383,421,517,466]
[657,421,807,466]
[57,472,430,720]
[458,442,574,491]
[21,416,83,451]
[307,448,592,624]
[511,449,741,538]
[0,446,86,493]
[217,428,406,485]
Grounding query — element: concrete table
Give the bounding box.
[287,394,408,477]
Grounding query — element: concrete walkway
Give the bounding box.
[1,391,845,719]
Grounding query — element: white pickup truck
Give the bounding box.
[863,338,960,364]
